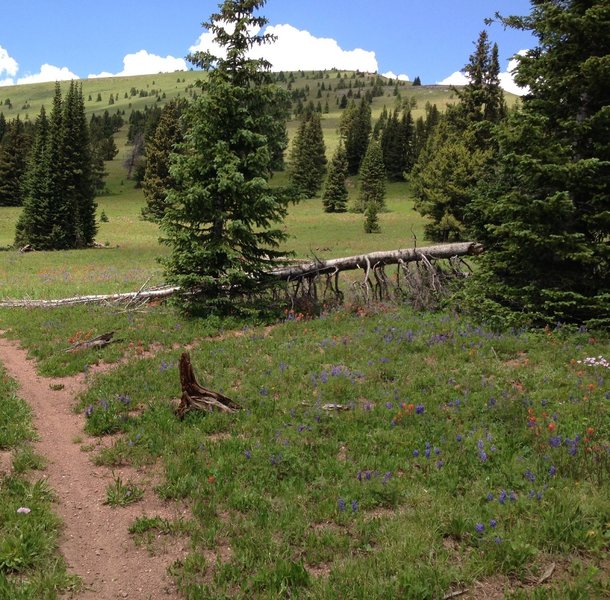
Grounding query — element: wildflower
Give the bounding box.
[351,500,359,512]
[524,469,536,482]
[475,523,485,534]
[338,498,346,512]
[548,422,556,432]
[434,447,441,456]
[244,450,251,460]
[85,405,94,418]
[549,465,557,477]
[320,371,328,384]
[499,490,507,505]
[17,507,31,514]
[494,536,502,544]
[424,448,431,459]
[479,451,488,462]
[386,402,393,410]
[436,460,445,468]
[382,472,392,484]
[456,434,463,443]
[415,404,425,414]
[489,519,497,528]
[486,493,494,502]
[412,449,420,458]
[549,436,562,448]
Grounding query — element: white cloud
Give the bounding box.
[88,50,187,79]
[0,59,78,87]
[436,70,469,86]
[189,23,379,73]
[0,45,18,77]
[437,50,530,96]
[381,71,410,82]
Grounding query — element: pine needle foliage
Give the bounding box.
[466,1,610,327]
[160,0,291,315]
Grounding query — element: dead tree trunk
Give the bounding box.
[176,352,241,419]
[269,242,483,280]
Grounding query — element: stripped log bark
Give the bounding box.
[176,352,241,419]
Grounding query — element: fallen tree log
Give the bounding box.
[0,286,180,308]
[0,242,482,308]
[269,242,483,280]
[176,352,241,419]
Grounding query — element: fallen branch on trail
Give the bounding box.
[269,242,483,280]
[64,331,115,353]
[176,352,241,419]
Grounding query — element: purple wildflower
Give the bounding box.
[475,523,485,534]
[549,465,557,477]
[338,498,346,512]
[412,449,420,458]
[524,470,536,482]
[415,404,425,415]
[85,405,94,418]
[351,500,358,512]
[489,519,497,528]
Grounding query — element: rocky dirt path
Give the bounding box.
[0,334,188,599]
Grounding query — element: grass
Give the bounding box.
[104,475,144,507]
[0,364,78,598]
[2,301,608,598]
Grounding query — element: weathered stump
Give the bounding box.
[176,352,241,419]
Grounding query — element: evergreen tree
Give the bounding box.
[17,82,97,249]
[380,108,414,180]
[161,0,291,314]
[355,138,386,216]
[466,1,610,327]
[142,99,187,222]
[288,108,327,198]
[411,31,507,241]
[341,98,372,175]
[412,76,422,86]
[62,81,97,246]
[0,117,29,206]
[322,142,349,213]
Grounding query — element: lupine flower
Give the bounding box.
[489,519,497,528]
[549,465,557,476]
[244,450,251,459]
[524,470,536,482]
[486,493,494,502]
[351,500,359,512]
[85,405,94,417]
[475,523,485,534]
[415,404,425,414]
[338,498,346,512]
[412,449,420,458]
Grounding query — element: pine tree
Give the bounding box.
[466,1,610,327]
[142,99,187,222]
[355,138,386,218]
[411,31,507,242]
[322,142,349,213]
[341,98,372,175]
[0,117,29,206]
[161,0,291,314]
[62,81,97,246]
[17,83,97,249]
[289,108,327,198]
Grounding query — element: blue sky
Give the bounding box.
[0,0,536,91]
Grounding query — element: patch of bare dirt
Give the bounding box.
[0,335,188,599]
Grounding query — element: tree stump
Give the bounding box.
[176,352,241,419]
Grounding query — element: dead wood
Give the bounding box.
[270,242,483,280]
[176,352,241,419]
[64,331,115,353]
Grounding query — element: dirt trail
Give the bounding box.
[0,335,187,599]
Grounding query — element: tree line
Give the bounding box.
[1,0,607,328]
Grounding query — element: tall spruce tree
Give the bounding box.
[0,117,29,206]
[161,0,291,313]
[341,98,372,175]
[356,138,386,220]
[17,82,97,249]
[411,31,506,242]
[466,1,610,327]
[142,99,187,222]
[322,142,349,213]
[62,81,97,247]
[288,107,327,198]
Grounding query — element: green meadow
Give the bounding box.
[0,72,607,598]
